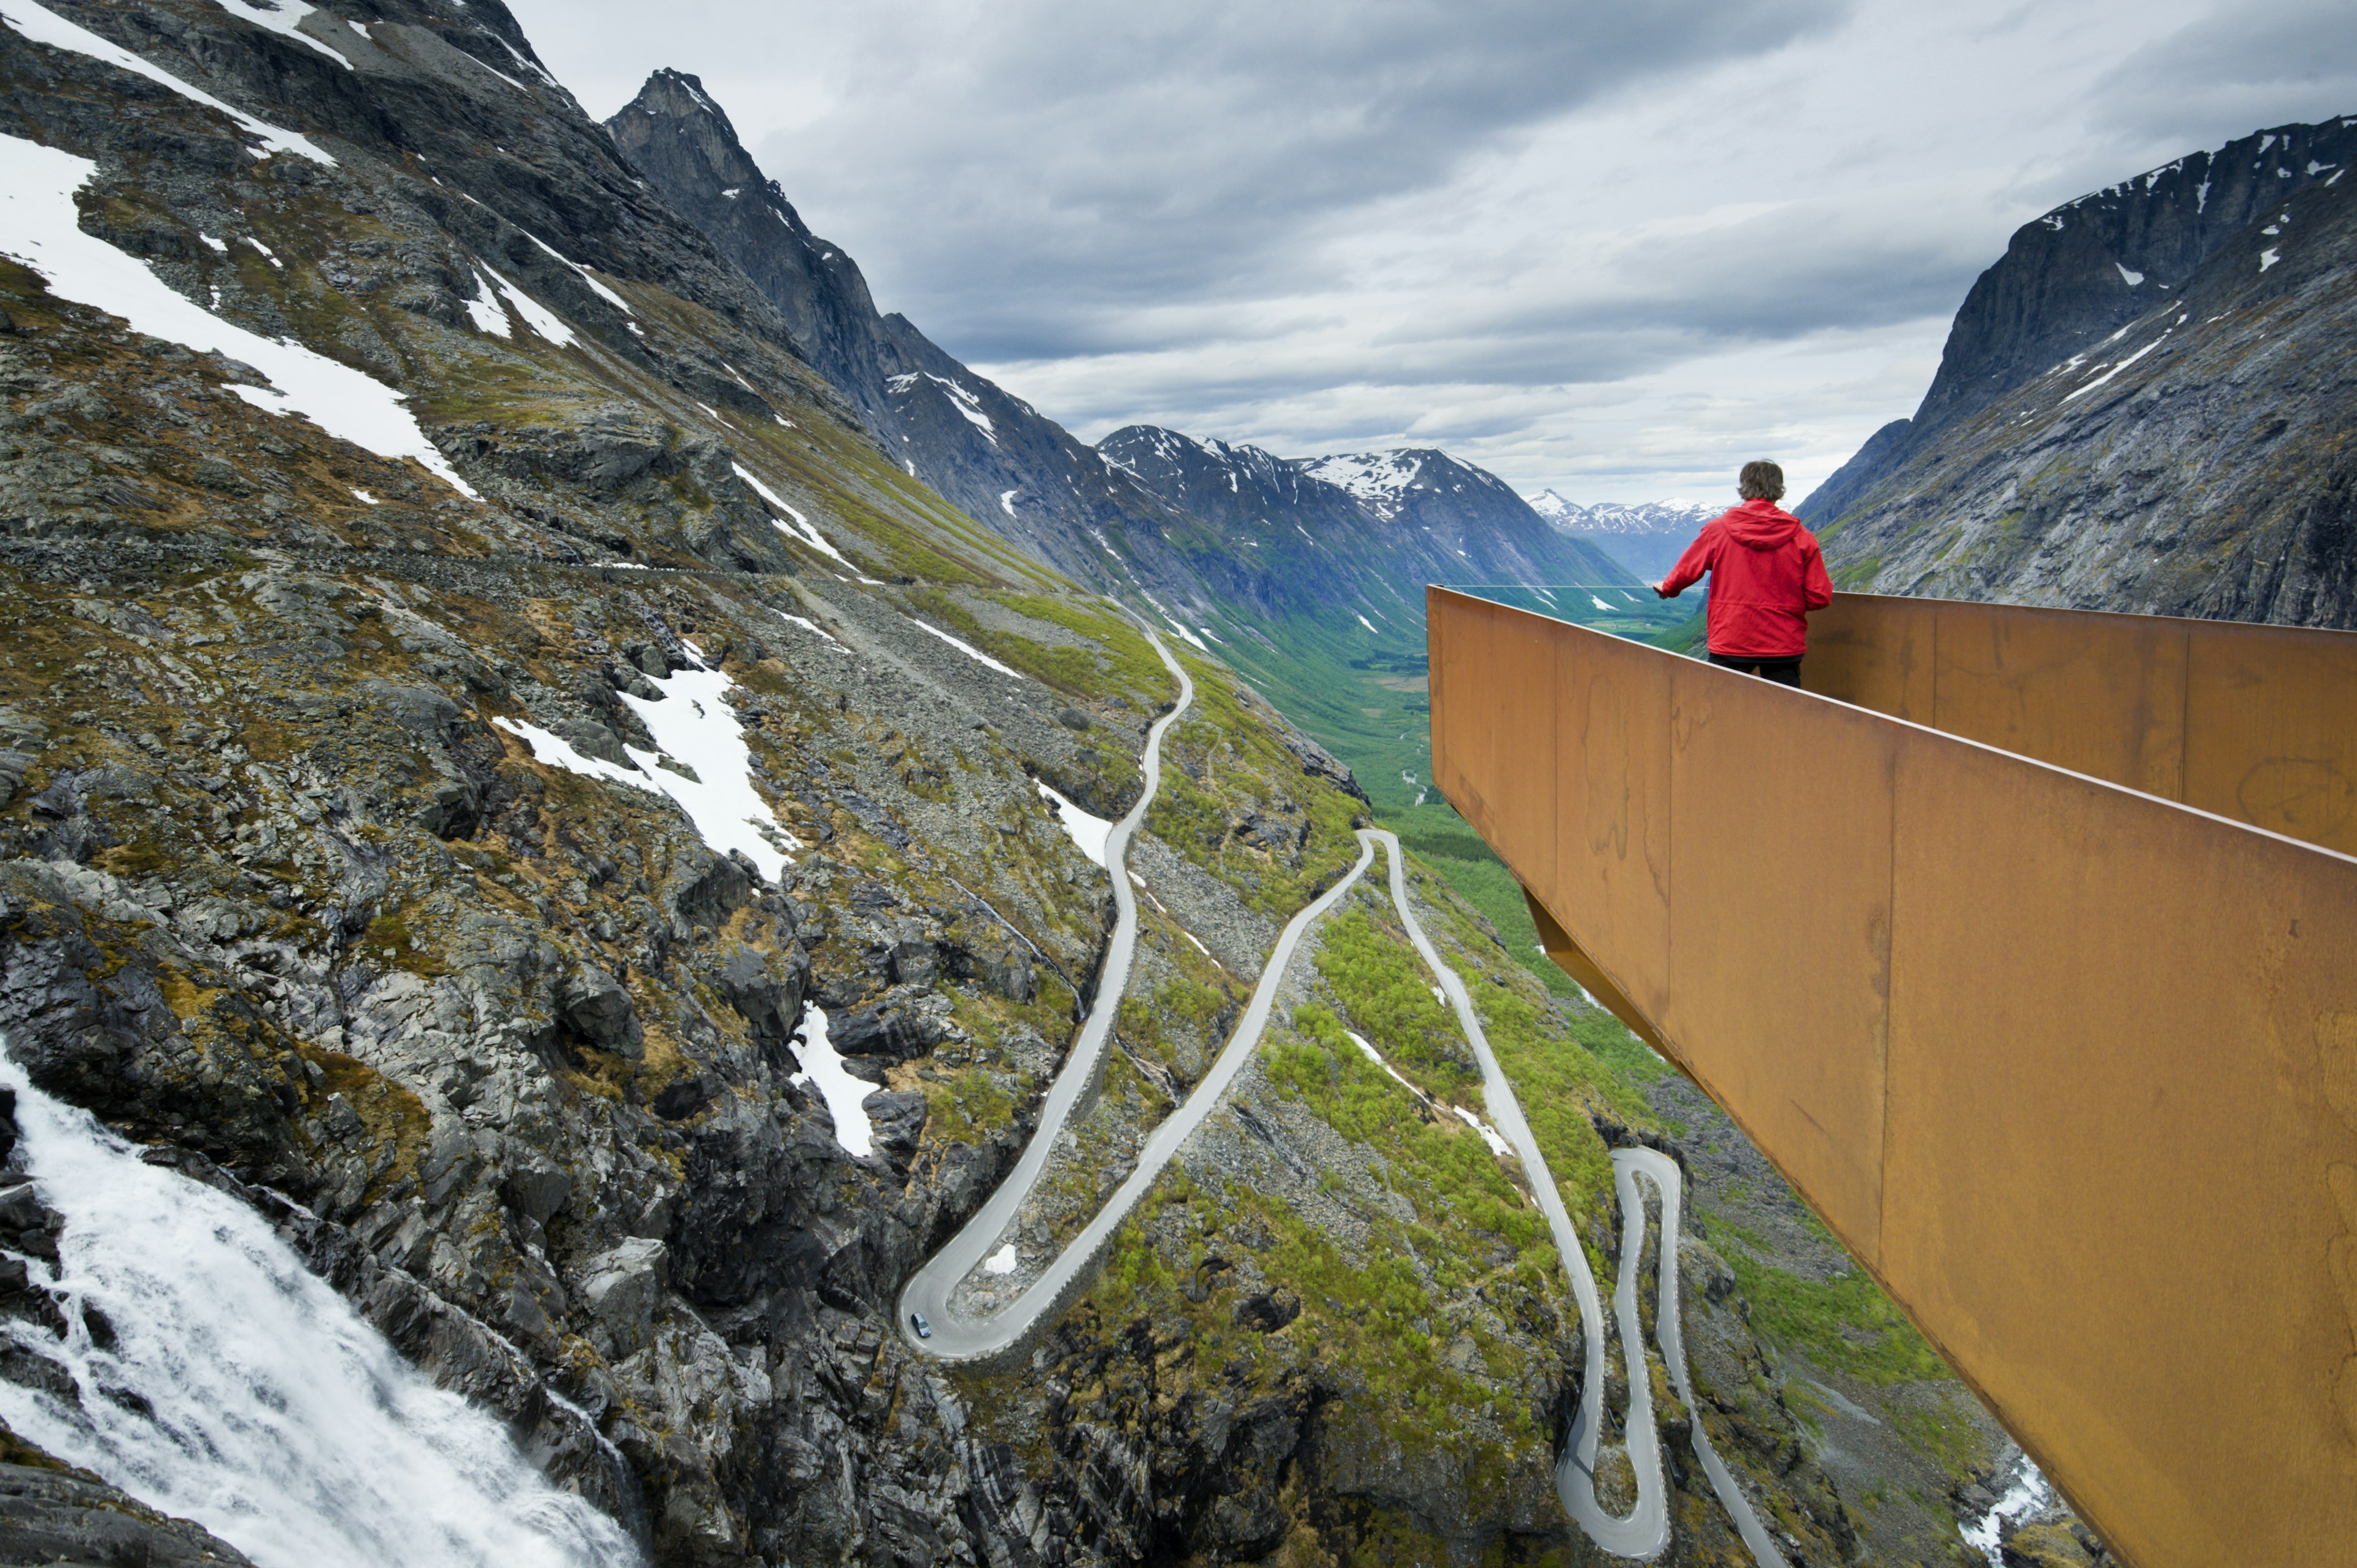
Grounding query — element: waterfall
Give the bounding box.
[1960,1446,2056,1566]
[0,1051,643,1568]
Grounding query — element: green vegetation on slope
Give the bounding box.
[1310,911,1479,1100]
[1654,604,1708,654]
[1166,589,1682,1011]
[1701,1210,1945,1386]
[1384,822,1581,1000]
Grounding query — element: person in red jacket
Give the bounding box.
[1654,460,1833,687]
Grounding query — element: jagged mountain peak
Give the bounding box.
[608,67,869,309]
[1290,449,1533,534]
[1527,487,1579,525]
[636,67,738,137]
[1097,423,1293,494]
[611,68,831,260]
[1532,496,1720,536]
[1295,449,1431,517]
[1809,117,2357,627]
[1806,112,2357,526]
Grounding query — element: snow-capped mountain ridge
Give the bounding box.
[1528,492,1719,537]
[1523,493,1722,579]
[1805,113,2357,528]
[1298,450,1428,518]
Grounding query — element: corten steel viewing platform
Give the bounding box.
[1426,587,2357,1568]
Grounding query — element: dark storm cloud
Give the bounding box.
[741,0,1856,357]
[507,0,2345,497]
[2091,0,2357,145]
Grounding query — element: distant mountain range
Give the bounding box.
[1525,492,1720,579]
[611,72,1673,812]
[1803,114,2357,627]
[1097,426,1648,641]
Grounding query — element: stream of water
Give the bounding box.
[1960,1446,2056,1565]
[0,1050,643,1568]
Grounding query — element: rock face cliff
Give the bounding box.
[604,74,1655,658]
[1803,114,2357,627]
[1800,115,2357,622]
[0,4,2002,1566]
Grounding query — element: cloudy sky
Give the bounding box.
[511,0,2357,506]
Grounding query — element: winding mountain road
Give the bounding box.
[895,640,1782,1564]
[1390,841,1787,1566]
[1616,1146,1792,1568]
[1376,835,1664,1556]
[894,628,1193,1359]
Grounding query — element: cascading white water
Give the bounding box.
[1960,1447,2056,1566]
[0,1050,643,1568]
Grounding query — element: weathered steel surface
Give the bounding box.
[1806,592,2357,854]
[1428,586,2357,1568]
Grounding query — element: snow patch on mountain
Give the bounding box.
[1529,492,1718,538]
[208,0,353,69]
[477,265,575,346]
[1300,451,1425,517]
[888,371,997,444]
[0,136,483,496]
[5,0,336,164]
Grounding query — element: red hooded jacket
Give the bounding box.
[1659,498,1833,659]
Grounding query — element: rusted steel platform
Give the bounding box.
[1427,586,2357,1568]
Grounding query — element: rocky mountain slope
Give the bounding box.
[0,3,2010,1567]
[1527,494,1721,581]
[604,69,1197,597]
[603,69,1673,827]
[1804,114,2357,626]
[1802,117,2357,572]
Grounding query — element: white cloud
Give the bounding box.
[511,0,2331,501]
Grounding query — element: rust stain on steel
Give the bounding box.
[1660,660,1895,1265]
[1806,593,2357,854]
[1523,890,1667,1055]
[1427,587,2357,1568]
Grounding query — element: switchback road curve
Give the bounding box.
[896,657,1783,1562]
[894,627,1193,1360]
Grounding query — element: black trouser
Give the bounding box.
[1708,652,1802,687]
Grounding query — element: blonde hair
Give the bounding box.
[1738,460,1786,502]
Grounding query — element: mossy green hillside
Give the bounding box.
[952,846,1672,1565]
[1144,651,1366,921]
[1700,1197,1950,1389]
